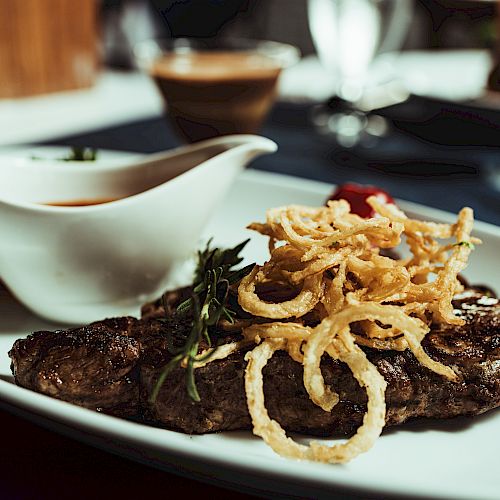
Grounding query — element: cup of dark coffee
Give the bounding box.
[135,38,299,142]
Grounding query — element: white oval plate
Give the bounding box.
[0,168,499,499]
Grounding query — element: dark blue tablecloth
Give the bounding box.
[44,97,499,225]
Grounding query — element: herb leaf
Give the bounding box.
[63,146,98,161]
[149,353,183,402]
[454,241,475,250]
[150,239,254,403]
[31,146,98,162]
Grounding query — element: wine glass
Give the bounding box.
[308,0,413,147]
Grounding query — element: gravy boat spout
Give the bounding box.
[0,135,277,324]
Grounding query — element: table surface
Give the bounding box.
[43,96,500,225]
[1,97,499,499]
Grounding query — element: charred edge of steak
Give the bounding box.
[9,317,142,416]
[9,289,500,436]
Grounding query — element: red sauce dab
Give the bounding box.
[327,183,395,218]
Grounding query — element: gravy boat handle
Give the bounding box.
[101,134,278,195]
[131,134,278,177]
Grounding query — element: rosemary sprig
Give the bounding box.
[150,239,254,403]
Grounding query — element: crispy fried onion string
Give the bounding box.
[192,340,253,369]
[203,197,478,464]
[245,333,387,464]
[302,305,457,419]
[239,266,324,319]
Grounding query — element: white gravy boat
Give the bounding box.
[0,135,277,324]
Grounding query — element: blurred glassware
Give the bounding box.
[101,0,165,69]
[308,0,413,146]
[134,37,299,143]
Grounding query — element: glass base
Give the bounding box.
[311,97,389,148]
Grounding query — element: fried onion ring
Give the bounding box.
[245,335,387,463]
[238,266,324,319]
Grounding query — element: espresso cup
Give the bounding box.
[135,38,299,143]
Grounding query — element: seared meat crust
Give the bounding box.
[10,317,141,415]
[9,290,500,435]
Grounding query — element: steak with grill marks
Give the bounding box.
[8,289,500,435]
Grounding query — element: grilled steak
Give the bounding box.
[10,317,143,417]
[9,289,500,436]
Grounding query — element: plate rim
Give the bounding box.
[0,168,498,500]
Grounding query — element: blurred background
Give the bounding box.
[0,0,499,221]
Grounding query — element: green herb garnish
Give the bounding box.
[150,239,254,403]
[31,146,98,162]
[454,241,475,250]
[63,146,97,161]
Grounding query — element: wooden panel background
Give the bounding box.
[0,0,98,98]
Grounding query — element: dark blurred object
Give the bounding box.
[420,0,496,49]
[221,0,317,56]
[488,62,500,90]
[151,0,249,37]
[381,94,500,148]
[0,0,98,98]
[101,0,250,68]
[99,0,498,69]
[101,0,164,68]
[487,0,500,91]
[332,152,479,178]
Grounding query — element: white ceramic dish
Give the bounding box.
[0,136,276,324]
[0,169,499,499]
